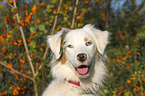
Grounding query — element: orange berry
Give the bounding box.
[10,86,13,89]
[9,0,13,3]
[8,63,13,68]
[13,42,18,45]
[84,0,89,4]
[127,80,131,84]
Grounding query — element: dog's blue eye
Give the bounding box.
[67,45,73,48]
[86,42,92,46]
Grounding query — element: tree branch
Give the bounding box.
[71,0,79,28]
[0,61,34,81]
[35,0,63,77]
[51,0,63,35]
[12,0,36,76]
[12,1,38,95]
[42,0,63,60]
[6,0,14,8]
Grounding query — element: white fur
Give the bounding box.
[43,24,109,96]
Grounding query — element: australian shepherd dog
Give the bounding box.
[42,24,110,96]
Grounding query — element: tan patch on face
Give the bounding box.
[61,52,66,64]
[84,37,89,42]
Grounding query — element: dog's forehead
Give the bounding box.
[64,29,91,41]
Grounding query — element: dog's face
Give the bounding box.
[47,24,109,78]
[63,30,96,78]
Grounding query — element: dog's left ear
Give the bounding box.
[47,28,70,59]
[83,24,110,55]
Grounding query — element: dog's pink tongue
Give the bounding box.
[77,68,88,75]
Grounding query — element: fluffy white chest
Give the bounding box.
[42,80,97,96]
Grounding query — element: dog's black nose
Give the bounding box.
[77,53,87,62]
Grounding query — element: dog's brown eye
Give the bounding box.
[67,45,73,48]
[86,41,92,46]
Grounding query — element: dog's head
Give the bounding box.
[47,24,109,78]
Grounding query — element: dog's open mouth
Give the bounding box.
[74,65,91,75]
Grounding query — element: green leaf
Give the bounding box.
[41,42,46,47]
[34,32,43,38]
[28,41,36,49]
[51,0,57,3]
[112,91,116,96]
[21,2,26,7]
[37,32,43,37]
[20,53,24,57]
[124,90,131,96]
[11,7,18,12]
[3,60,8,65]
[44,22,49,25]
[39,24,45,31]
[136,32,145,39]
[44,29,48,34]
[0,4,4,9]
[30,26,37,33]
[46,5,54,13]
[8,31,13,35]
[81,8,87,12]
[0,0,4,2]
[0,72,3,77]
[9,53,13,59]
[39,47,43,52]
[63,17,68,21]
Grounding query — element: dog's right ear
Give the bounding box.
[47,28,69,59]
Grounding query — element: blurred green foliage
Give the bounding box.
[0,0,144,96]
